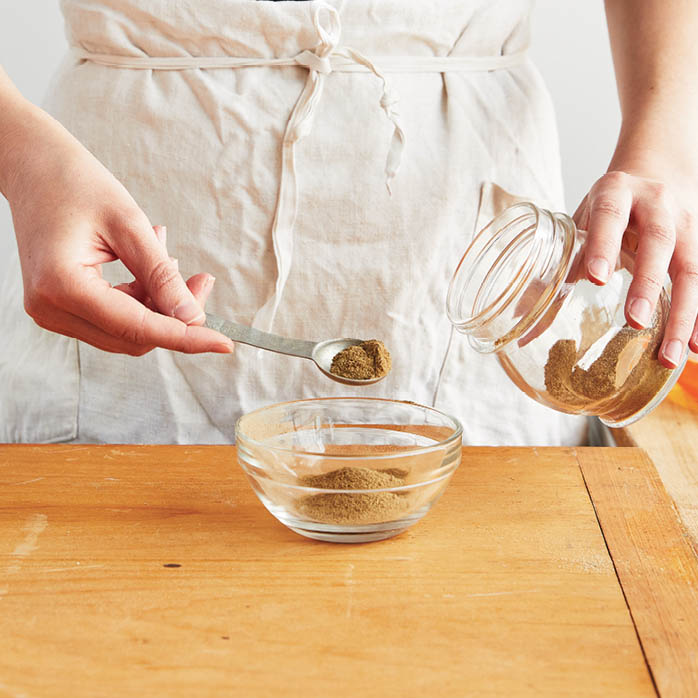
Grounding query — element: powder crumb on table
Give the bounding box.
[330,340,392,380]
[298,466,410,525]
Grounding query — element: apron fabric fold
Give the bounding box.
[0,0,588,446]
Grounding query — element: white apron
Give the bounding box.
[0,0,588,446]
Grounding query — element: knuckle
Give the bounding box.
[649,181,669,200]
[25,260,77,314]
[109,206,150,235]
[632,271,664,296]
[601,170,629,188]
[146,258,181,297]
[23,293,41,320]
[679,209,697,232]
[643,222,675,247]
[179,326,206,354]
[671,315,695,336]
[26,304,50,330]
[646,181,676,213]
[117,307,150,346]
[24,286,53,321]
[126,345,152,357]
[678,263,698,286]
[591,196,626,220]
[175,327,195,353]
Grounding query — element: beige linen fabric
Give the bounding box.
[0,0,588,445]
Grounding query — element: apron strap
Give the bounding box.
[73,0,528,330]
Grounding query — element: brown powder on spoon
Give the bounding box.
[298,466,410,524]
[330,340,392,380]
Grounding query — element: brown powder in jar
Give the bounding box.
[298,466,410,525]
[544,325,673,421]
[543,339,585,408]
[330,340,392,380]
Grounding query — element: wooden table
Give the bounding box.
[612,393,698,551]
[1,445,697,697]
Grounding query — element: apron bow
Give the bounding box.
[255,0,406,329]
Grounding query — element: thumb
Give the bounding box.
[107,215,205,324]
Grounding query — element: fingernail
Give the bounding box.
[174,299,205,324]
[206,275,216,290]
[628,297,652,327]
[662,339,683,367]
[588,257,610,283]
[214,342,235,354]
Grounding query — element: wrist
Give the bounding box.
[0,68,57,200]
[0,109,38,201]
[612,112,698,182]
[0,101,70,203]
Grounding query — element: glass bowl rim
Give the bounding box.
[234,396,464,460]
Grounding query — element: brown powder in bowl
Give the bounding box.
[298,466,410,525]
[330,340,392,380]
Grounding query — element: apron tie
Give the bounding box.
[254,1,406,329]
[72,0,527,331]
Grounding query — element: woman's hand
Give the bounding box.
[0,81,234,357]
[574,152,698,369]
[587,0,698,369]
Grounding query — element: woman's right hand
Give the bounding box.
[0,72,234,357]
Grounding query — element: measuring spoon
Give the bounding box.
[204,313,388,386]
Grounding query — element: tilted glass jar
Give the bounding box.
[446,202,686,427]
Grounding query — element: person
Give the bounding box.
[0,0,696,445]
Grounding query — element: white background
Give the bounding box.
[0,1,621,280]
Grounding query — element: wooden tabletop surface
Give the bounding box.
[1,445,697,697]
[612,392,698,551]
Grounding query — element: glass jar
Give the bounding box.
[446,202,686,427]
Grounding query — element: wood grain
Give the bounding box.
[578,447,698,698]
[612,398,698,552]
[0,445,654,698]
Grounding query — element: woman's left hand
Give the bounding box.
[574,156,698,369]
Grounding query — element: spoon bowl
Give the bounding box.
[204,313,389,386]
[311,338,387,386]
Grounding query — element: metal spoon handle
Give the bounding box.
[204,313,316,359]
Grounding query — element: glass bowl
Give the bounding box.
[235,397,463,543]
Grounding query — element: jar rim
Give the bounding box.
[446,202,576,352]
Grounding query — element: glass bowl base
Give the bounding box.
[274,508,430,544]
[287,524,411,544]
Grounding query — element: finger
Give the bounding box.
[59,269,234,354]
[584,172,633,285]
[115,248,177,301]
[153,224,167,248]
[104,211,206,325]
[660,261,698,367]
[624,200,676,329]
[37,293,233,356]
[572,193,590,230]
[31,304,155,356]
[186,273,216,307]
[691,316,698,355]
[113,280,147,303]
[114,249,215,315]
[114,270,212,312]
